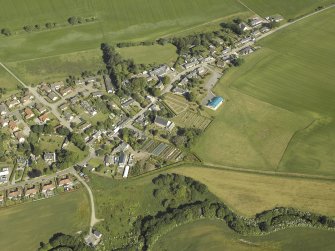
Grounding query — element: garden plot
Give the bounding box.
[174,111,212,130]
[163,94,189,115]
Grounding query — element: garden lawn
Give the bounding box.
[0,190,90,251]
[153,219,335,251]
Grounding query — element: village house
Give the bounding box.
[8,121,19,132]
[104,75,114,94]
[51,81,65,91]
[239,46,254,55]
[85,77,97,84]
[25,187,38,198]
[20,94,34,105]
[183,60,198,69]
[44,152,56,164]
[149,65,169,77]
[92,91,103,98]
[7,188,22,200]
[6,99,20,109]
[14,131,25,143]
[0,167,9,184]
[0,103,8,116]
[59,87,72,97]
[59,103,69,111]
[0,118,9,128]
[197,67,207,76]
[42,182,55,195]
[104,155,115,167]
[75,79,85,85]
[239,22,251,32]
[172,86,188,95]
[118,151,128,168]
[260,26,270,33]
[249,16,264,27]
[0,195,3,204]
[58,177,73,187]
[35,104,47,114]
[251,30,261,37]
[48,92,59,102]
[121,98,134,108]
[64,111,74,121]
[69,96,80,104]
[40,84,52,94]
[24,107,35,119]
[38,113,50,123]
[266,15,284,23]
[155,81,164,91]
[154,116,175,131]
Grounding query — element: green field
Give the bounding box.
[193,8,335,176]
[240,0,333,19]
[6,49,104,85]
[153,219,335,251]
[174,166,335,217]
[0,0,249,62]
[0,67,18,90]
[0,190,90,251]
[117,44,178,65]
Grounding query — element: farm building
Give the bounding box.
[123,165,130,178]
[207,96,224,110]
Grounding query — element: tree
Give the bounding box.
[68,16,78,25]
[23,25,33,32]
[45,22,55,29]
[1,28,11,36]
[231,57,244,67]
[185,92,196,102]
[28,168,42,178]
[34,24,41,30]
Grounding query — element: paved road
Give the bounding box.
[0,62,72,131]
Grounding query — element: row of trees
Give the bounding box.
[68,16,95,25]
[23,22,57,32]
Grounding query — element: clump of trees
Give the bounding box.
[68,16,96,25]
[101,43,139,93]
[171,127,202,148]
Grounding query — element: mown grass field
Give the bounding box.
[0,190,90,251]
[153,219,335,251]
[240,0,333,19]
[117,44,178,65]
[174,166,335,217]
[193,8,335,176]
